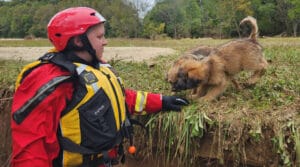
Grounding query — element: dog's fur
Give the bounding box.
[166,45,214,92]
[167,16,268,101]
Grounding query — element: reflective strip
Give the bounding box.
[76,64,87,74]
[13,75,71,124]
[99,63,111,68]
[117,77,123,85]
[135,91,148,113]
[91,82,99,92]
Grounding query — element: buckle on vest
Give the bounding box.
[84,151,119,167]
[90,153,103,160]
[39,52,56,61]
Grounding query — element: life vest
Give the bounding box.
[13,52,133,166]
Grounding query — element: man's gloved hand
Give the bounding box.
[162,96,189,112]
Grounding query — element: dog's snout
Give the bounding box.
[171,84,179,92]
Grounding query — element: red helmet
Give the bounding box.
[47,7,106,51]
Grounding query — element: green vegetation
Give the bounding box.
[0,59,27,85]
[112,38,300,166]
[0,0,300,39]
[0,38,299,166]
[0,38,51,47]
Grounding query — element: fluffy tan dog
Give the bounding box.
[166,45,214,92]
[167,16,268,101]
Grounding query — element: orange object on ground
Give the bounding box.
[128,146,136,154]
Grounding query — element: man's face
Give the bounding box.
[87,23,107,62]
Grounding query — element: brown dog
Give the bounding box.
[167,16,268,101]
[166,45,214,92]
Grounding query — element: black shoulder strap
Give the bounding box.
[39,52,77,75]
[13,75,72,124]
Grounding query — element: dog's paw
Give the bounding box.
[199,96,216,102]
[190,94,200,100]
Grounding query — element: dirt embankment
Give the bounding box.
[0,47,176,62]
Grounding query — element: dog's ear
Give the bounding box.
[183,62,202,78]
[166,66,179,83]
[189,61,210,84]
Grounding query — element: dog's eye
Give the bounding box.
[192,78,201,84]
[177,71,187,78]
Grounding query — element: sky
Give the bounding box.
[126,0,157,18]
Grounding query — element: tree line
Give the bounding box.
[0,0,299,39]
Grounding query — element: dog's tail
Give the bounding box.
[240,16,258,41]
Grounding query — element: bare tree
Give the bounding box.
[123,0,155,18]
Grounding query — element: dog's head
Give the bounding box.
[167,66,189,91]
[166,45,214,92]
[167,59,210,92]
[166,55,192,85]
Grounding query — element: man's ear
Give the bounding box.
[73,36,83,47]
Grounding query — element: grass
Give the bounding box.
[112,37,300,166]
[0,37,300,166]
[0,60,28,85]
[0,37,223,48]
[0,38,51,47]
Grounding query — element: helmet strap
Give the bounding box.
[79,33,98,65]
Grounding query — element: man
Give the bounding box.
[11,7,188,167]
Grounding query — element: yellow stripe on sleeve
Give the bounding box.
[135,91,148,114]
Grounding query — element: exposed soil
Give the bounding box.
[0,47,176,62]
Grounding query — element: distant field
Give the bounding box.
[0,37,299,166]
[1,37,300,48]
